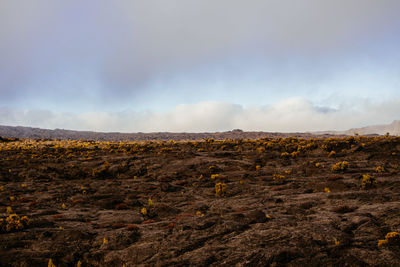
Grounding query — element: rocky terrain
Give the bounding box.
[0,125,333,141]
[1,136,400,266]
[2,120,399,142]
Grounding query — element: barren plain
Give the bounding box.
[1,136,400,266]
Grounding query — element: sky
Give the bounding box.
[1,0,400,132]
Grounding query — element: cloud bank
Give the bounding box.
[1,0,400,108]
[1,98,399,133]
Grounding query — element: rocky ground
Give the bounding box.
[0,136,400,266]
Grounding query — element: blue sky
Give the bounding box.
[1,0,400,132]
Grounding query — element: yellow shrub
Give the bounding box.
[378,232,400,247]
[257,147,266,153]
[215,183,226,197]
[141,207,147,215]
[281,152,290,158]
[315,163,324,168]
[1,214,29,232]
[291,151,300,158]
[6,206,13,214]
[211,174,220,180]
[331,161,349,172]
[386,231,400,241]
[328,151,336,157]
[376,166,385,173]
[196,211,205,217]
[48,259,56,267]
[361,174,376,189]
[148,198,154,207]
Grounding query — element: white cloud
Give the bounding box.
[1,98,399,133]
[1,0,400,105]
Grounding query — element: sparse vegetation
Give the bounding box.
[361,174,377,189]
[215,182,226,196]
[0,214,29,232]
[376,166,385,173]
[331,161,350,172]
[273,173,286,183]
[378,232,400,247]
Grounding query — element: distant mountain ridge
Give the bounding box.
[342,120,400,136]
[0,121,398,141]
[0,125,320,141]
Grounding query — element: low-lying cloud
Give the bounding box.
[1,98,399,133]
[1,0,400,106]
